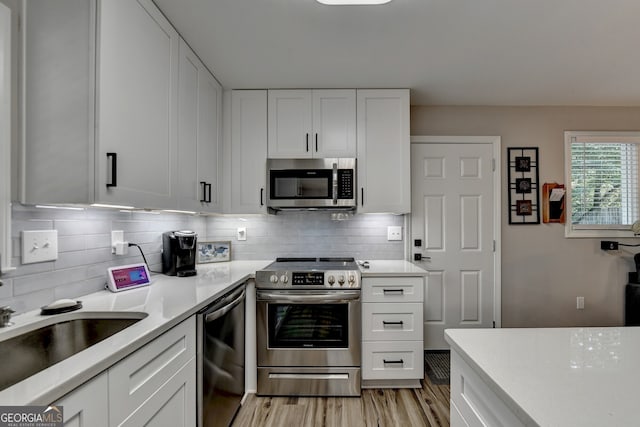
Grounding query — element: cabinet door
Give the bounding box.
[356,89,410,213]
[108,317,195,426]
[312,90,356,158]
[54,372,108,427]
[268,90,312,158]
[22,0,95,205]
[177,39,222,212]
[229,90,268,213]
[118,357,196,427]
[96,0,179,209]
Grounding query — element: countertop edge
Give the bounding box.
[444,330,541,427]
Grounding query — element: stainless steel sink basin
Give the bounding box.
[0,311,148,391]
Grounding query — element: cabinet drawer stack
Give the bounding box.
[361,276,424,388]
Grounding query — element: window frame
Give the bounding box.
[564,131,640,238]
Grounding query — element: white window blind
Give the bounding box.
[566,132,640,236]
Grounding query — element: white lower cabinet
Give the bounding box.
[117,358,196,427]
[51,317,196,427]
[361,276,424,388]
[450,350,524,427]
[54,372,109,427]
[109,317,196,426]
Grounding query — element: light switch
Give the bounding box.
[22,230,59,264]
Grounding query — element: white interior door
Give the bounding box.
[411,137,501,349]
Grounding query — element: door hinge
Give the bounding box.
[492,158,496,172]
[493,240,496,252]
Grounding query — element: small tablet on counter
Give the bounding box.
[107,263,152,292]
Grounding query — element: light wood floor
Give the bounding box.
[232,377,450,427]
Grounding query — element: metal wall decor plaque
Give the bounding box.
[508,147,540,224]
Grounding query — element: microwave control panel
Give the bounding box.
[337,169,354,199]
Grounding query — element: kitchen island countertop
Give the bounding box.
[446,326,640,427]
[0,260,271,406]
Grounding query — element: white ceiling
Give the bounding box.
[154,0,640,106]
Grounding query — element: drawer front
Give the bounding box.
[362,341,423,380]
[362,302,423,341]
[108,317,196,426]
[362,277,424,303]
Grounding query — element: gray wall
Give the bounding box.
[4,205,403,314]
[411,105,640,328]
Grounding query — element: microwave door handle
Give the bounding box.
[332,163,338,205]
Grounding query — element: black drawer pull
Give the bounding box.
[260,188,264,206]
[206,182,212,203]
[383,359,404,365]
[306,133,309,152]
[315,133,318,152]
[383,289,404,294]
[382,320,404,326]
[106,152,117,187]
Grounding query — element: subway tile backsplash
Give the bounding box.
[4,205,404,314]
[204,211,404,260]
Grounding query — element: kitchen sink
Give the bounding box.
[0,311,148,391]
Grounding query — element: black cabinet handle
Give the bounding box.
[260,188,264,206]
[382,320,404,326]
[306,133,309,152]
[383,359,404,365]
[200,181,207,202]
[106,153,117,187]
[200,182,212,203]
[383,289,404,294]
[361,188,364,206]
[315,133,318,152]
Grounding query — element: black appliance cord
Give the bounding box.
[128,243,162,273]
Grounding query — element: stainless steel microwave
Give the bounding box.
[266,158,356,212]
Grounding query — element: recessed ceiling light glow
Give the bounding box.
[316,0,392,4]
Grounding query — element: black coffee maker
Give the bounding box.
[162,230,197,277]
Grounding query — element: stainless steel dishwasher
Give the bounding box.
[197,284,246,427]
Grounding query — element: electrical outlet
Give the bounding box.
[577,296,585,310]
[387,226,402,241]
[22,230,58,264]
[237,227,247,241]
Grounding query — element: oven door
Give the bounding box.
[256,290,361,367]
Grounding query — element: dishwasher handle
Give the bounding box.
[204,286,245,323]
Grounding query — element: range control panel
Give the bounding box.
[255,269,360,289]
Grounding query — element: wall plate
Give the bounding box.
[22,230,58,264]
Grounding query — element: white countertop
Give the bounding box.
[359,260,427,276]
[446,327,640,427]
[0,260,271,406]
[0,258,422,406]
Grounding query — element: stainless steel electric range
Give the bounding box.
[255,257,361,396]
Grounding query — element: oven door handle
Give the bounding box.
[256,290,360,303]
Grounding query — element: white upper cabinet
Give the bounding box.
[96,0,179,208]
[176,38,222,212]
[22,0,184,210]
[268,89,356,159]
[227,90,268,214]
[356,89,410,214]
